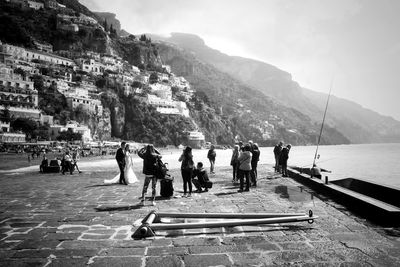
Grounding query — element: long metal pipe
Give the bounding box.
[156,212,306,219]
[150,215,317,230]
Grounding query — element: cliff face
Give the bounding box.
[113,37,163,68]
[155,33,400,144]
[100,91,125,138]
[94,12,130,37]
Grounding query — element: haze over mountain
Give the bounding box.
[150,32,400,144]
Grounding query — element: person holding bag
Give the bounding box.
[179,146,194,197]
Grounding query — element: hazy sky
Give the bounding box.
[80,0,400,120]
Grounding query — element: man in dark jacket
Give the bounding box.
[250,143,260,186]
[207,145,216,174]
[138,144,161,206]
[279,144,291,177]
[192,162,211,193]
[115,142,127,185]
[273,141,283,173]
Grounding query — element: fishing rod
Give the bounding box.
[312,79,334,167]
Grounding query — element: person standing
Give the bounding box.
[138,144,161,206]
[40,155,48,172]
[250,143,260,187]
[72,148,82,174]
[123,144,139,184]
[279,144,292,177]
[230,145,240,183]
[62,151,73,175]
[207,145,216,174]
[237,144,252,192]
[115,142,127,185]
[179,146,194,197]
[273,141,283,173]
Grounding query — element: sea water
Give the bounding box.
[183,143,400,189]
[280,143,400,188]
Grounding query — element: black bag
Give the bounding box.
[204,181,213,189]
[160,178,174,197]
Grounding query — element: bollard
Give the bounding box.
[325,176,329,184]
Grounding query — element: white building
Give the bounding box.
[146,94,190,117]
[0,43,75,66]
[49,122,92,142]
[0,64,40,120]
[76,58,104,75]
[0,120,10,132]
[27,0,44,9]
[149,83,172,100]
[0,132,26,143]
[66,95,103,115]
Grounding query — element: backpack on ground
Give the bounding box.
[160,176,174,197]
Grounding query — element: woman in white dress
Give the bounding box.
[104,144,138,185]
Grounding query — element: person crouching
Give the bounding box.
[192,162,211,193]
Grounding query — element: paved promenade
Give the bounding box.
[0,162,400,266]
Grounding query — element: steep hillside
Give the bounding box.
[156,42,350,146]
[155,32,400,144]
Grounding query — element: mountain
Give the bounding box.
[156,42,350,145]
[152,32,400,144]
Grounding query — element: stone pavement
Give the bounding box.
[0,163,400,266]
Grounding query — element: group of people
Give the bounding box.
[106,140,296,206]
[230,141,260,192]
[38,149,82,174]
[179,146,212,197]
[273,141,292,177]
[107,142,213,206]
[61,149,82,175]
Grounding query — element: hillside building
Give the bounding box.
[76,58,104,75]
[0,131,26,143]
[187,131,205,149]
[45,0,59,9]
[66,95,103,115]
[0,64,40,120]
[49,122,92,142]
[146,94,190,117]
[27,0,44,10]
[0,43,75,66]
[33,41,53,53]
[149,83,173,100]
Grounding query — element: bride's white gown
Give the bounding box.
[104,152,138,184]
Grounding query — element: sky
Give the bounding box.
[80,0,400,120]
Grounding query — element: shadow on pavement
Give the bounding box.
[95,204,143,212]
[214,191,240,196]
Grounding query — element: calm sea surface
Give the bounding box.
[185,143,400,189]
[278,143,400,188]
